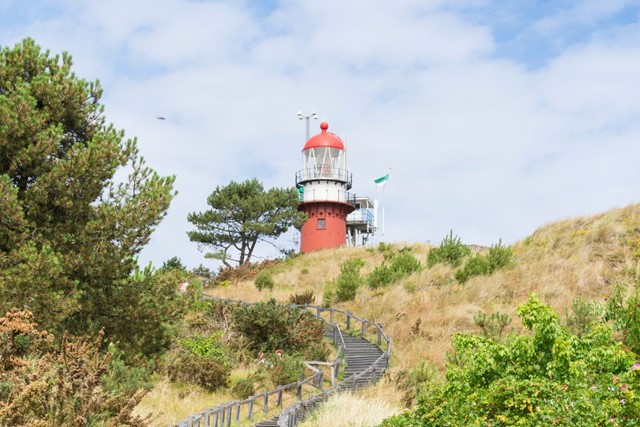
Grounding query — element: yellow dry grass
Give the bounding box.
[299,390,401,427]
[145,203,640,425]
[133,378,234,426]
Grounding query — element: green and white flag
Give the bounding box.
[374,172,390,187]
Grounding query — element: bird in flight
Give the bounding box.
[156,116,166,120]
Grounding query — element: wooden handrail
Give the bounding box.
[169,294,391,427]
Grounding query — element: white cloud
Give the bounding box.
[3,0,640,268]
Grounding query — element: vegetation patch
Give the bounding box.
[381,294,640,427]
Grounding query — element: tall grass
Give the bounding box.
[144,203,640,424]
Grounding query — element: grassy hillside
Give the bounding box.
[154,203,640,426]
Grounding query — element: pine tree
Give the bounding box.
[0,38,177,357]
[187,179,305,266]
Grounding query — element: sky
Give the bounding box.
[2,0,640,270]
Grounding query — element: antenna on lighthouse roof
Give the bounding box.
[297,110,318,141]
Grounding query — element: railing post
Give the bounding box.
[235,403,240,423]
[204,409,210,427]
[377,324,382,346]
[263,392,269,414]
[277,389,283,407]
[361,320,366,337]
[248,400,254,421]
[329,309,334,324]
[346,314,351,330]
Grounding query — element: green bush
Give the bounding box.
[395,360,439,407]
[381,294,640,427]
[168,352,231,390]
[232,300,324,354]
[231,375,256,399]
[267,354,304,386]
[391,250,422,275]
[322,286,335,307]
[473,311,512,341]
[454,240,514,284]
[427,230,471,268]
[565,297,604,337]
[254,271,275,291]
[454,253,491,283]
[180,332,226,359]
[335,258,365,302]
[367,264,395,289]
[606,284,640,354]
[367,249,421,289]
[487,239,513,270]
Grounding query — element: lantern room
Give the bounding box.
[298,122,351,187]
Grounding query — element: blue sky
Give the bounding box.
[2,0,640,269]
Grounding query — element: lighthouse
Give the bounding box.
[296,122,355,253]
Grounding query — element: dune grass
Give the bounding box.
[141,203,640,425]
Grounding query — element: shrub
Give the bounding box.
[367,249,421,289]
[180,332,226,359]
[168,352,231,390]
[381,295,640,427]
[254,271,275,291]
[391,250,422,275]
[231,375,256,400]
[427,230,471,268]
[267,354,304,386]
[473,311,512,341]
[232,300,324,354]
[395,360,439,407]
[322,286,335,307]
[565,297,604,337]
[288,290,315,305]
[335,258,365,302]
[454,240,514,284]
[606,284,640,354]
[367,264,395,289]
[487,239,513,270]
[454,253,491,283]
[0,309,147,426]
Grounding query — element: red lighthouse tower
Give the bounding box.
[296,122,355,253]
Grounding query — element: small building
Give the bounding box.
[346,197,377,247]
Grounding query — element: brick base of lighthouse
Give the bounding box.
[299,202,354,253]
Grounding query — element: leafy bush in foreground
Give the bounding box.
[381,294,640,427]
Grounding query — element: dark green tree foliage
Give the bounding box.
[187,179,306,267]
[426,230,471,268]
[160,256,186,272]
[381,295,640,427]
[0,39,177,357]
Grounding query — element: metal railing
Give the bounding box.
[299,189,357,208]
[346,209,374,227]
[169,296,391,427]
[295,169,352,189]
